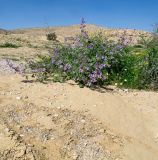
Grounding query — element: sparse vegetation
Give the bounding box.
[0,42,21,48]
[46,32,57,41]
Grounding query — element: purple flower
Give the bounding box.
[80,18,89,39]
[96,70,102,79]
[80,17,86,30]
[90,77,97,83]
[95,62,99,68]
[75,37,84,47]
[64,64,72,71]
[87,43,94,49]
[53,48,59,57]
[89,72,97,83]
[81,31,89,38]
[99,64,106,69]
[123,39,129,45]
[101,56,106,60]
[81,17,86,25]
[79,68,84,73]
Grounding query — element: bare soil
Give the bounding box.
[0,74,158,160]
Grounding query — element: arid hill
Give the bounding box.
[0,28,8,34]
[0,24,158,160]
[0,24,150,61]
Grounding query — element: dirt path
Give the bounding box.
[0,75,158,160]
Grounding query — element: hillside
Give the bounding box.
[0,29,8,34]
[0,25,158,160]
[0,24,150,61]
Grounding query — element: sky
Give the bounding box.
[0,0,158,31]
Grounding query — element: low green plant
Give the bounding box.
[109,46,143,88]
[0,42,21,48]
[138,34,158,89]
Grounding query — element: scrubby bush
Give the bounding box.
[46,32,57,41]
[137,34,158,89]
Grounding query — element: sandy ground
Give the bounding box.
[0,74,158,160]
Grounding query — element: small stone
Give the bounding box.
[51,137,55,140]
[20,134,24,137]
[28,144,34,147]
[16,96,21,100]
[5,128,10,133]
[123,89,129,93]
[99,129,105,133]
[113,138,119,143]
[133,93,138,96]
[13,135,19,140]
[57,106,61,109]
[80,119,86,123]
[53,114,58,117]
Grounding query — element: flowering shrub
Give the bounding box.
[29,19,130,87]
[29,18,158,90]
[46,18,129,87]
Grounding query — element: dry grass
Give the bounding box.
[0,24,150,61]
